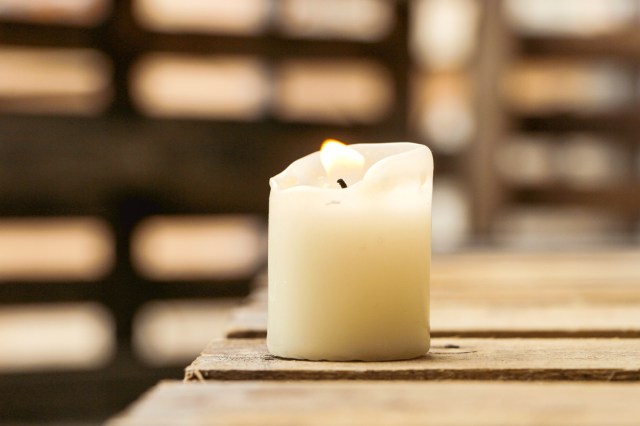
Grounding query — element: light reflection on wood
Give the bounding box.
[0,47,112,115]
[131,54,269,120]
[134,0,270,35]
[0,217,113,281]
[0,303,114,372]
[132,215,266,280]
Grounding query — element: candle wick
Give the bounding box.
[337,179,348,189]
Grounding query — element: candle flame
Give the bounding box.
[320,139,365,179]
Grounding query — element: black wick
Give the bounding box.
[337,179,348,189]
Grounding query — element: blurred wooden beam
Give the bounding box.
[517,112,640,134]
[0,22,94,48]
[469,0,512,238]
[0,280,249,305]
[0,20,404,59]
[520,31,640,61]
[0,115,417,215]
[512,183,640,215]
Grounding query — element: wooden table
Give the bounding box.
[110,250,640,425]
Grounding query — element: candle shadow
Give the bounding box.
[428,343,477,355]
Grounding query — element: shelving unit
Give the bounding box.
[475,1,640,244]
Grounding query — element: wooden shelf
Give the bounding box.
[111,249,640,424]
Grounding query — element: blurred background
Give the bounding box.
[1,0,640,423]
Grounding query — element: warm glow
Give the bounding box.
[320,139,365,184]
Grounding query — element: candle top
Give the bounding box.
[270,142,433,193]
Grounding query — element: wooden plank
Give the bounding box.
[185,338,640,382]
[430,251,640,304]
[225,250,640,338]
[430,250,640,290]
[109,380,640,426]
[226,301,640,339]
[430,302,640,338]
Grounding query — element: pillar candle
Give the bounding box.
[268,141,433,361]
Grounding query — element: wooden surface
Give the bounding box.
[185,338,640,382]
[227,250,640,338]
[109,380,640,426]
[111,250,640,425]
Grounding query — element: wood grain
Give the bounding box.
[109,380,640,426]
[185,338,640,382]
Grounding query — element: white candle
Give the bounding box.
[268,141,433,361]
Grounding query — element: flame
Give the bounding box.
[320,139,365,180]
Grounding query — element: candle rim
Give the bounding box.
[270,142,433,192]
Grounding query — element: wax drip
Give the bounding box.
[337,179,347,188]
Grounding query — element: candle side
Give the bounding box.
[268,142,432,361]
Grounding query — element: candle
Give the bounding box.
[268,141,433,361]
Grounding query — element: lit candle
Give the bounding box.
[268,141,433,361]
